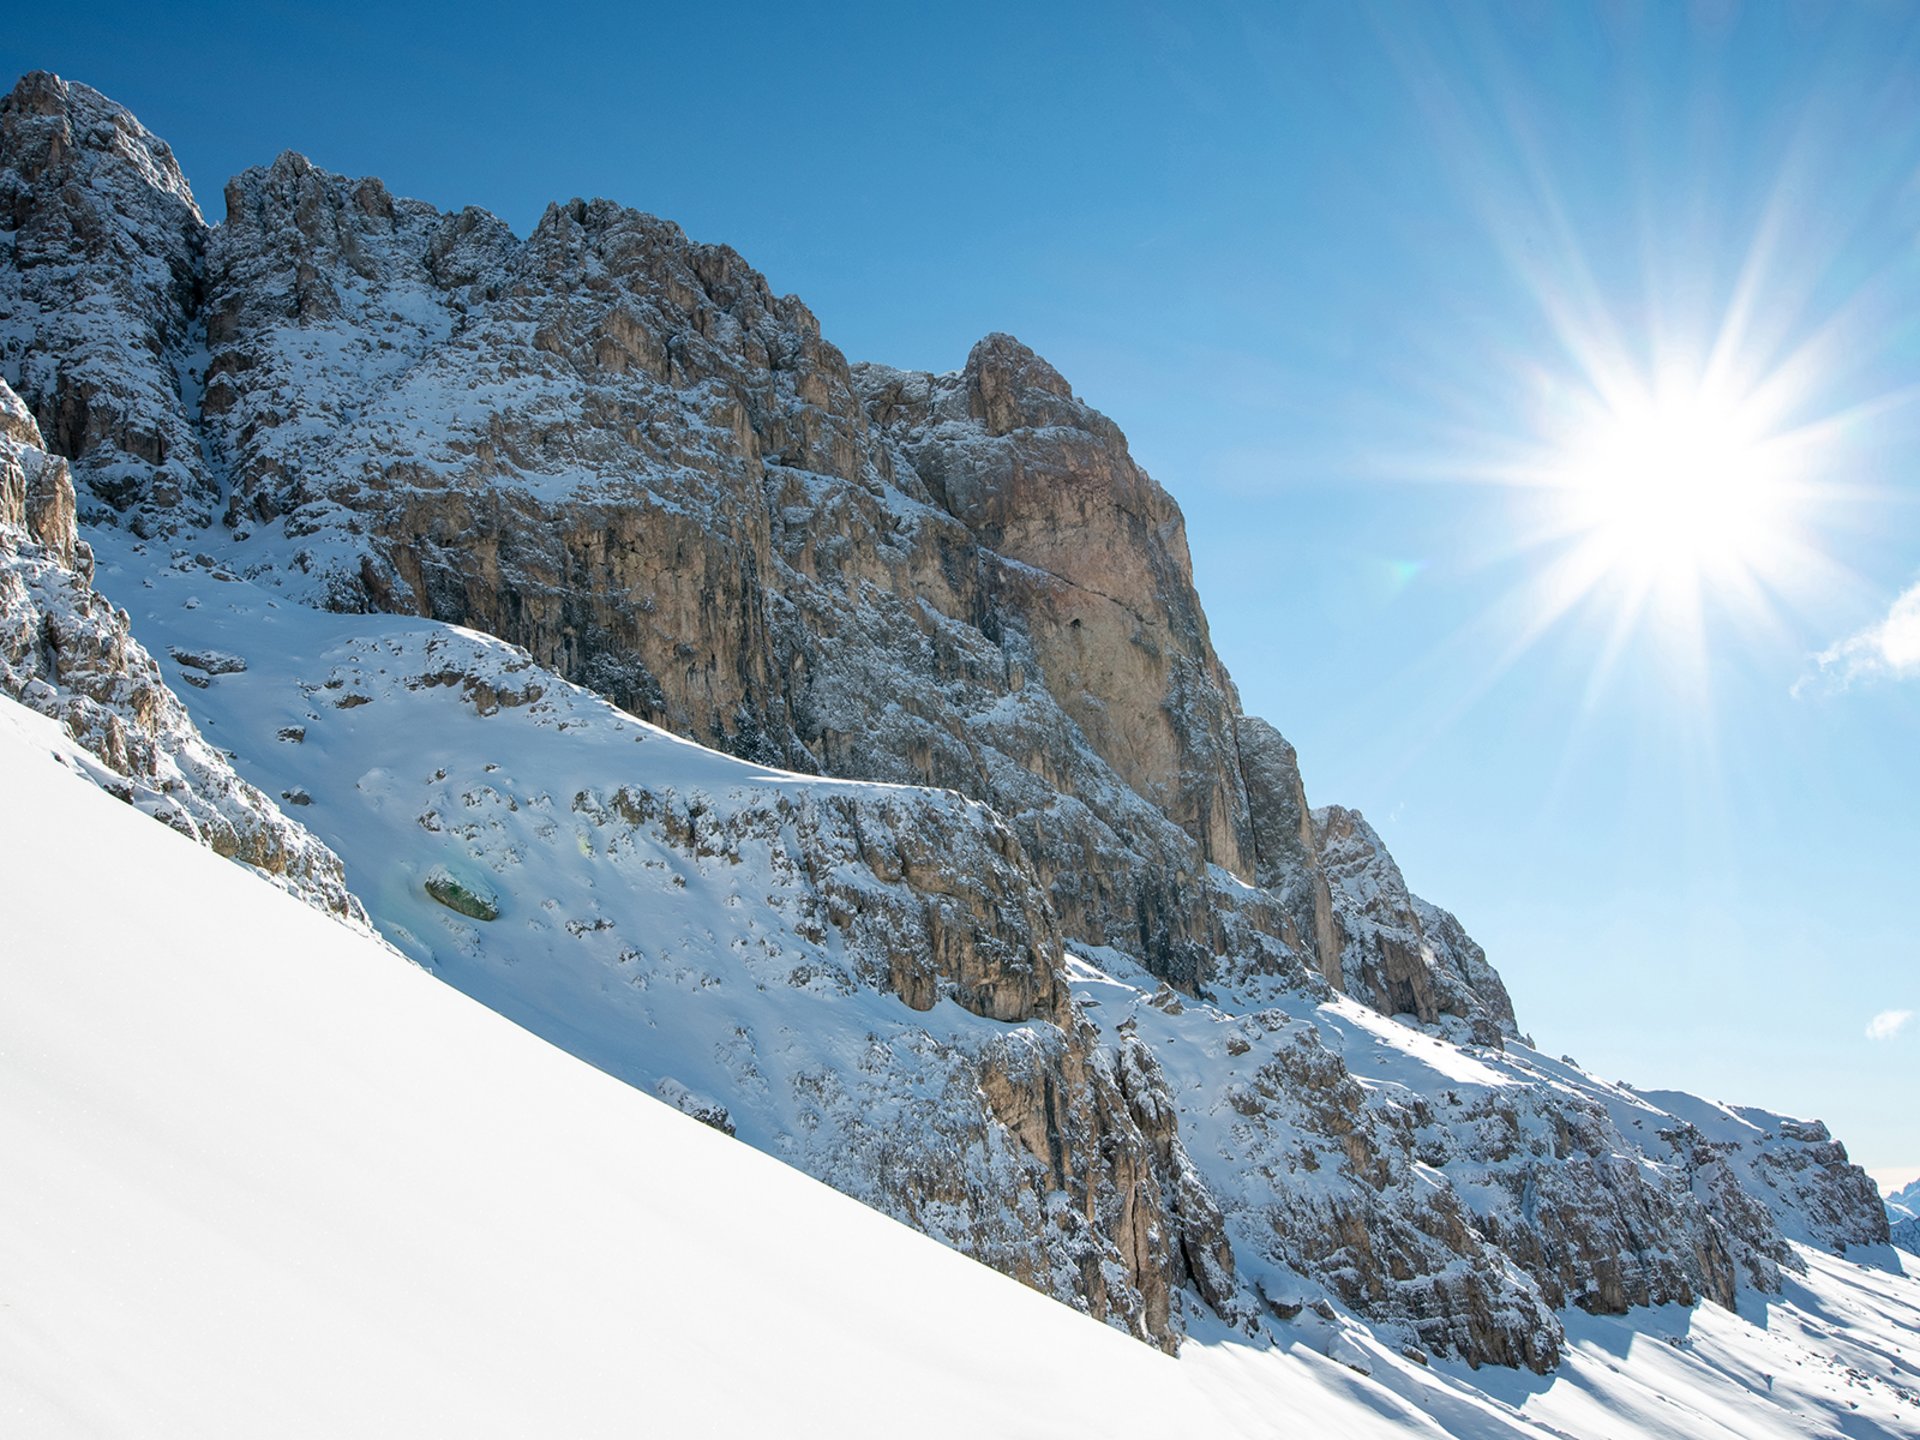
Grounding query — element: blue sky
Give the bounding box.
[6,1,1916,1180]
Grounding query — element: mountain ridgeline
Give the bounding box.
[0,72,1888,1369]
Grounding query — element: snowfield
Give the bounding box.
[5,691,1920,1438]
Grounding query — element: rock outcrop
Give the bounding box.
[0,375,361,920]
[1313,805,1518,1044]
[0,70,1893,1372]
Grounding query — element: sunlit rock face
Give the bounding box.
[858,333,1257,884]
[1312,804,1518,1045]
[0,69,1892,1372]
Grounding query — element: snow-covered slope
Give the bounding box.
[0,693,1239,1439]
[79,529,1904,1377]
[5,691,1919,1439]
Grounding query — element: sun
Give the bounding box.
[1554,379,1792,599]
[1506,353,1834,685]
[1437,346,1855,710]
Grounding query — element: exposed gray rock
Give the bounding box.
[1313,804,1517,1044]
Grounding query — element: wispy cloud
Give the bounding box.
[1866,1008,1913,1041]
[1804,580,1920,691]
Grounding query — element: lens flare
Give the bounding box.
[1553,377,1796,604]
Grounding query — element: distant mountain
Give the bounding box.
[1890,1180,1920,1254]
[0,65,1894,1395]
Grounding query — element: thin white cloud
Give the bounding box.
[1807,580,1920,690]
[1866,1008,1913,1041]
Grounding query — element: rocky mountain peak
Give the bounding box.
[1315,804,1412,908]
[963,331,1083,436]
[223,149,410,234]
[212,149,459,341]
[0,71,212,535]
[1,71,200,221]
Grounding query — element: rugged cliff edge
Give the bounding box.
[0,374,361,920]
[0,71,1889,1369]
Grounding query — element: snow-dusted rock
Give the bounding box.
[1635,1100,1890,1257]
[1313,804,1518,1043]
[0,73,215,534]
[0,377,360,919]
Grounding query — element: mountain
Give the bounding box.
[0,66,1900,1408]
[1890,1180,1920,1254]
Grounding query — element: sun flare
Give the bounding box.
[1555,382,1791,596]
[1465,349,1848,700]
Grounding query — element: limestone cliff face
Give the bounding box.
[857,336,1256,884]
[0,70,1893,1372]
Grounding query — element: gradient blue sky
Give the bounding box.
[6,1,1916,1181]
